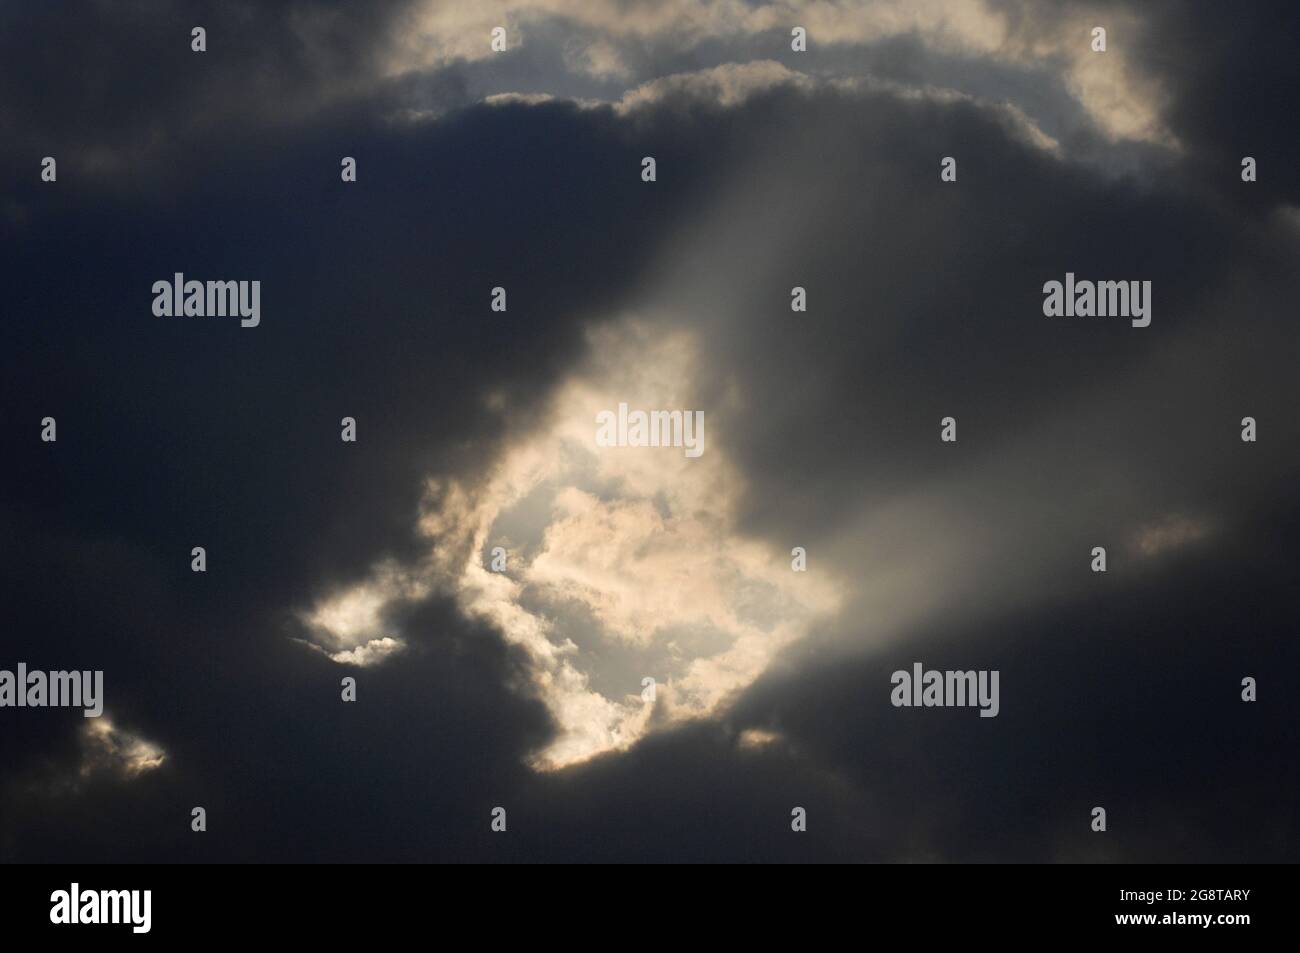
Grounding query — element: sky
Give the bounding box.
[1,0,1298,863]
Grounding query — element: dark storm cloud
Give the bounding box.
[517,500,1300,863]
[727,502,1300,863]
[636,80,1298,543]
[1120,0,1300,210]
[0,0,419,177]
[986,0,1300,206]
[0,91,709,858]
[505,74,1299,861]
[602,26,1298,859]
[2,0,1297,861]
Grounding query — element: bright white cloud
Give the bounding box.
[390,0,1175,145]
[296,561,428,665]
[614,60,814,113]
[432,318,842,768]
[80,718,166,780]
[299,318,842,770]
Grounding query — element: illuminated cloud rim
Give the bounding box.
[80,718,167,780]
[390,0,1174,146]
[299,319,842,770]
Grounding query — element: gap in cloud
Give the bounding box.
[296,316,843,770]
